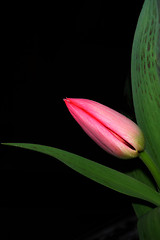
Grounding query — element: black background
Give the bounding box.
[1,1,144,239]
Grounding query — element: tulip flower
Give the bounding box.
[64,98,144,159]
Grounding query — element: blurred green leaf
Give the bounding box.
[2,143,160,206]
[131,0,160,218]
[138,207,160,240]
[129,168,156,218]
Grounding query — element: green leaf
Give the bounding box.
[129,169,156,218]
[2,143,160,206]
[131,0,160,169]
[137,207,160,240]
[131,0,160,218]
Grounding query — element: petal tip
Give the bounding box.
[63,98,71,103]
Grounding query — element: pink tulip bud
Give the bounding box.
[64,98,145,159]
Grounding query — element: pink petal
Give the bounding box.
[65,98,144,152]
[64,98,142,158]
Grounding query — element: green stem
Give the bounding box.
[139,151,160,191]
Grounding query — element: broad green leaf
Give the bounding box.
[129,169,156,218]
[137,207,160,240]
[131,0,160,218]
[131,0,160,168]
[2,143,160,206]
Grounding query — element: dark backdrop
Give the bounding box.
[1,1,144,239]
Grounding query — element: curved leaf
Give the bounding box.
[131,0,160,218]
[129,168,156,218]
[131,0,160,168]
[138,207,160,240]
[2,142,160,206]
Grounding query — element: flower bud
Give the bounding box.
[64,98,144,159]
